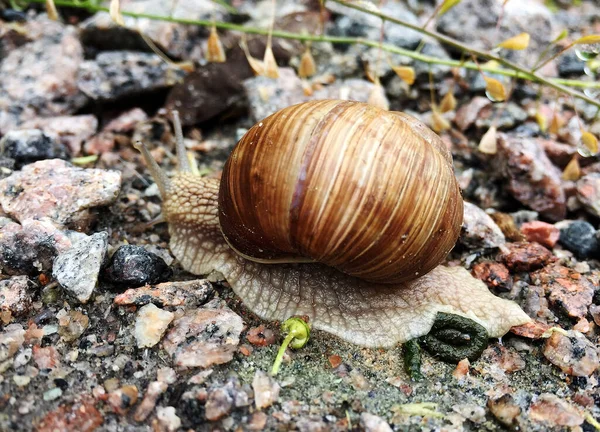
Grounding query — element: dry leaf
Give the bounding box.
[562,157,580,181]
[535,111,547,133]
[484,77,506,102]
[581,131,599,155]
[109,0,125,25]
[439,91,456,113]
[263,44,280,78]
[431,109,450,133]
[367,84,389,111]
[439,0,462,16]
[206,26,226,63]
[548,113,562,135]
[46,0,59,20]
[240,37,265,76]
[478,126,497,154]
[497,32,530,50]
[392,66,415,85]
[299,47,316,79]
[574,35,600,45]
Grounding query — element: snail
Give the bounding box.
[135,99,530,349]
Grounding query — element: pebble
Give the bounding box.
[155,406,181,432]
[590,304,600,326]
[0,23,87,135]
[558,220,599,258]
[205,387,234,421]
[510,321,551,339]
[487,394,521,427]
[576,173,600,218]
[0,218,72,276]
[134,303,174,348]
[32,345,60,370]
[520,221,560,249]
[498,242,554,272]
[452,358,470,380]
[162,307,243,368]
[83,131,116,155]
[246,325,277,347]
[539,138,577,168]
[0,276,35,317]
[495,134,566,221]
[543,330,599,377]
[53,232,108,303]
[0,159,121,229]
[247,411,268,430]
[43,387,63,401]
[134,381,168,422]
[480,345,525,373]
[107,385,139,415]
[471,262,513,292]
[13,375,31,387]
[474,103,528,130]
[36,398,103,432]
[77,51,186,101]
[532,264,595,319]
[528,393,584,427]
[454,97,491,131]
[360,412,393,432]
[104,245,172,287]
[18,115,98,155]
[253,369,280,409]
[57,310,89,342]
[114,279,213,308]
[0,129,68,168]
[558,51,586,76]
[460,202,506,249]
[103,108,148,133]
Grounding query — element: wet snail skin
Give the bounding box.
[135,100,530,351]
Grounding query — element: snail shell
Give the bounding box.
[218,100,463,284]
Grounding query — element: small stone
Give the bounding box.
[53,232,108,303]
[573,318,590,333]
[134,381,168,422]
[576,173,600,217]
[460,202,506,249]
[0,159,121,229]
[454,97,492,131]
[114,279,213,308]
[360,412,393,432]
[77,51,185,101]
[18,115,98,155]
[0,276,35,317]
[510,321,551,339]
[43,387,63,401]
[539,138,576,169]
[162,307,243,368]
[247,411,268,431]
[529,393,584,427]
[36,398,103,432]
[103,108,148,133]
[188,369,213,385]
[134,304,174,348]
[498,242,554,272]
[13,375,31,387]
[104,245,172,287]
[543,330,598,376]
[0,323,25,362]
[83,131,115,155]
[155,406,181,432]
[452,358,470,380]
[520,221,560,249]
[0,129,68,168]
[558,220,598,259]
[532,264,595,319]
[253,369,280,409]
[452,404,486,424]
[33,345,60,370]
[58,310,90,342]
[246,325,277,347]
[487,394,521,427]
[107,385,139,415]
[480,345,525,373]
[0,218,73,276]
[471,262,513,292]
[589,304,600,326]
[349,368,371,390]
[495,134,566,221]
[205,388,233,421]
[328,355,342,369]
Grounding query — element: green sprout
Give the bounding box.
[271,317,310,376]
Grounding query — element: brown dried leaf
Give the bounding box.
[562,156,580,181]
[497,32,530,50]
[574,35,600,45]
[535,111,548,133]
[581,131,599,155]
[109,0,125,25]
[392,66,415,85]
[549,113,562,135]
[478,126,497,154]
[299,47,316,79]
[206,26,226,63]
[431,109,450,133]
[263,44,280,78]
[484,77,506,102]
[46,0,59,20]
[439,91,456,113]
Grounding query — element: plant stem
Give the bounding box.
[21,0,600,108]
[271,333,294,375]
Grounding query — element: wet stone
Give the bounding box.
[107,385,139,415]
[576,173,600,218]
[543,330,599,377]
[520,221,560,249]
[498,242,554,272]
[18,115,98,156]
[246,325,278,347]
[32,345,60,370]
[77,51,186,101]
[57,310,89,342]
[36,398,103,432]
[558,220,598,259]
[53,232,109,303]
[0,323,25,362]
[103,108,148,133]
[454,96,491,131]
[205,388,234,421]
[0,129,68,168]
[529,393,584,427]
[156,406,181,432]
[134,381,168,422]
[471,262,513,292]
[104,245,172,288]
[134,303,174,348]
[460,202,506,249]
[162,307,243,369]
[114,279,213,308]
[495,134,567,221]
[253,369,280,409]
[0,276,36,317]
[487,394,521,428]
[360,412,393,432]
[532,264,595,319]
[0,159,122,229]
[510,320,551,339]
[0,218,73,276]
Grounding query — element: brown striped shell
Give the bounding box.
[218,100,463,284]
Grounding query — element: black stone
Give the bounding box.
[558,51,586,77]
[103,245,172,287]
[558,220,598,259]
[0,129,68,168]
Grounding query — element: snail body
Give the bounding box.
[136,100,530,348]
